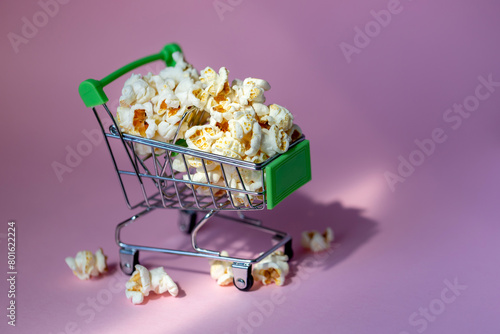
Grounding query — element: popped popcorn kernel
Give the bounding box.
[126,265,178,305]
[65,248,108,280]
[209,251,234,286]
[301,227,334,253]
[252,250,289,286]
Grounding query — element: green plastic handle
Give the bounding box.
[78,43,182,108]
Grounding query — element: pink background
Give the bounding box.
[1,0,499,333]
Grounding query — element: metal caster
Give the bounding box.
[232,263,254,291]
[284,239,294,260]
[119,248,139,275]
[178,210,197,234]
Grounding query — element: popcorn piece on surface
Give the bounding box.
[252,250,289,286]
[65,248,108,280]
[252,103,269,118]
[149,267,179,296]
[94,248,107,273]
[301,227,334,252]
[126,265,178,304]
[125,265,151,305]
[209,251,234,286]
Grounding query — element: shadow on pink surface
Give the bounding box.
[121,192,379,289]
[257,192,379,273]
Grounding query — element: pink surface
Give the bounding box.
[1,0,500,333]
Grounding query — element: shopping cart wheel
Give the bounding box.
[178,210,197,234]
[284,239,294,260]
[232,263,253,291]
[119,248,139,275]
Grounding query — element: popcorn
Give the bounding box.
[115,55,303,206]
[120,74,157,106]
[184,171,226,198]
[252,103,269,118]
[186,169,223,184]
[157,120,179,141]
[149,267,179,296]
[287,123,303,143]
[229,180,263,207]
[186,156,218,171]
[231,77,270,106]
[158,52,199,88]
[263,104,294,132]
[185,125,223,152]
[152,87,180,116]
[260,125,289,156]
[65,248,108,280]
[175,78,204,109]
[244,121,262,157]
[211,133,246,159]
[252,250,289,286]
[301,227,334,253]
[228,108,256,139]
[209,251,234,286]
[200,67,229,97]
[125,265,151,305]
[125,265,178,305]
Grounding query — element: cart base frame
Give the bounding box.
[115,205,293,291]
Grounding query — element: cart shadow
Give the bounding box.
[184,192,379,274]
[128,192,378,289]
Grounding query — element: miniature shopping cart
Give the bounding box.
[78,43,311,290]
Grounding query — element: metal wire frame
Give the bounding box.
[115,206,291,266]
[93,102,304,212]
[93,102,296,288]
